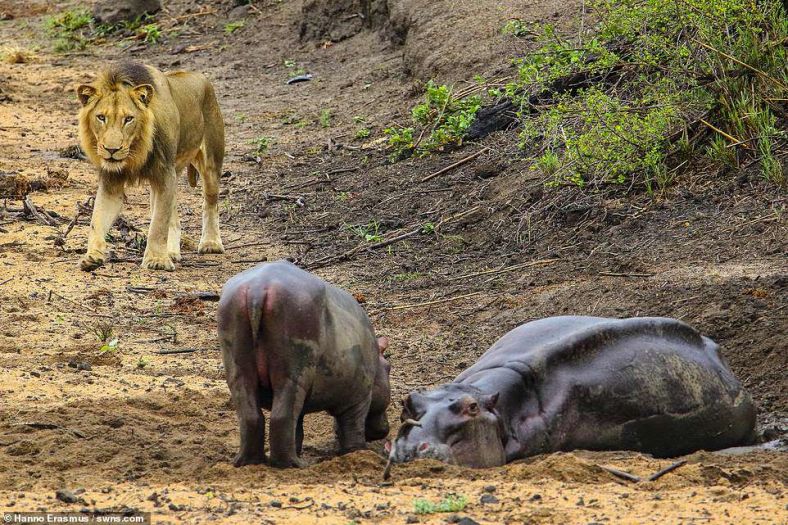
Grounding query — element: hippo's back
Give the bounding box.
[457,317,756,457]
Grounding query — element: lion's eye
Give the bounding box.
[96,115,106,123]
[124,116,134,125]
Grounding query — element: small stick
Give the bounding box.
[448,258,560,281]
[224,240,272,250]
[598,271,655,278]
[48,289,110,317]
[0,277,11,286]
[382,291,487,311]
[280,498,315,510]
[691,37,788,91]
[383,457,394,481]
[231,258,269,264]
[420,148,489,183]
[265,193,305,203]
[23,196,55,226]
[647,460,687,482]
[600,465,641,483]
[154,348,203,355]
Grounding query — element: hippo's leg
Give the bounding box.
[220,309,266,467]
[334,396,371,454]
[269,379,308,468]
[296,413,305,456]
[230,378,266,467]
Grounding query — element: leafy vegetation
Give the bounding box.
[45,8,93,51]
[413,494,468,514]
[319,108,333,128]
[224,21,245,34]
[249,136,272,155]
[348,221,383,242]
[45,9,165,51]
[503,0,787,190]
[385,81,482,160]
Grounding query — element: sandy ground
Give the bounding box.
[1,0,786,523]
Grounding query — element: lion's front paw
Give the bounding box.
[198,238,225,254]
[141,253,175,271]
[80,253,105,272]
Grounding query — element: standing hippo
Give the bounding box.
[388,316,756,467]
[218,260,391,468]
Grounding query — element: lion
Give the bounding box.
[76,61,225,271]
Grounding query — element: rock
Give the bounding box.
[479,494,498,504]
[93,0,162,25]
[55,489,78,504]
[455,518,480,525]
[405,515,419,523]
[270,500,282,508]
[228,5,251,20]
[482,485,496,493]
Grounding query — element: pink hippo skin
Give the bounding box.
[218,260,391,468]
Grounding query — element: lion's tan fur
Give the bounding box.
[76,62,226,271]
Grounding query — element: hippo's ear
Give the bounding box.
[377,336,389,354]
[482,392,500,411]
[402,392,427,420]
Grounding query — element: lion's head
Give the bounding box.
[76,62,156,176]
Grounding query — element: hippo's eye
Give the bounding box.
[96,114,106,123]
[123,116,134,125]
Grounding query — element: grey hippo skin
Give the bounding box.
[389,316,756,468]
[218,260,391,468]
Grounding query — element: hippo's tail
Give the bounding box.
[246,289,266,350]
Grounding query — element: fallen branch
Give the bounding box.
[154,348,203,355]
[57,196,94,245]
[307,207,482,270]
[598,271,654,278]
[647,460,687,482]
[691,37,788,91]
[265,193,305,207]
[48,289,112,318]
[23,196,56,226]
[600,465,641,483]
[381,291,488,311]
[224,240,272,250]
[448,258,559,281]
[420,148,490,183]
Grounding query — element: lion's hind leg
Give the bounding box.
[196,140,225,255]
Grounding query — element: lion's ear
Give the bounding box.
[132,84,154,106]
[77,84,96,106]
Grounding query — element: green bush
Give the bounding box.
[386,81,481,160]
[506,0,787,189]
[45,9,93,51]
[413,494,467,514]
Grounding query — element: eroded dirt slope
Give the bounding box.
[0,0,786,523]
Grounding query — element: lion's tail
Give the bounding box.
[187,164,199,188]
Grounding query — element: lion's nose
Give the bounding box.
[103,146,120,155]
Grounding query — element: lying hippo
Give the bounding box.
[388,316,756,467]
[218,260,391,468]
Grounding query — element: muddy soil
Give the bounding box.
[0,0,786,523]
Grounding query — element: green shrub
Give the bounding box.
[507,0,787,189]
[386,81,482,160]
[413,494,467,514]
[45,9,93,51]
